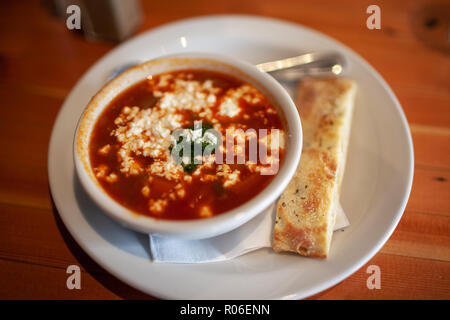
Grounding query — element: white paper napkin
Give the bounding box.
[149,203,349,263]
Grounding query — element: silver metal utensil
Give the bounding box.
[256,52,345,80]
[108,52,345,82]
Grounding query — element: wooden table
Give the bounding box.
[0,0,448,299]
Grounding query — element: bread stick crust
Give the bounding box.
[272,78,357,258]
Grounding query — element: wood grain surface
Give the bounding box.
[0,0,448,299]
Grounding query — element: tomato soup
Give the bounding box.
[89,70,286,220]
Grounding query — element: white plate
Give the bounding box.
[48,15,414,299]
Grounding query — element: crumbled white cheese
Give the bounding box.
[149,199,168,214]
[199,205,213,218]
[218,97,241,117]
[217,164,241,188]
[94,164,108,178]
[105,172,118,183]
[259,129,286,150]
[98,144,111,155]
[141,185,150,197]
[217,83,264,117]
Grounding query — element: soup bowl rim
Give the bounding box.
[73,52,302,239]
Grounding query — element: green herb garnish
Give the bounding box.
[169,122,219,173]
